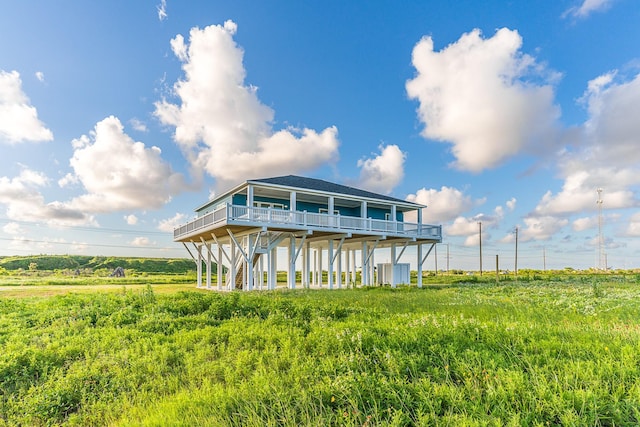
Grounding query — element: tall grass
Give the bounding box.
[1,281,639,425]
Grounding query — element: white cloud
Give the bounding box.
[506,198,517,211]
[573,216,598,232]
[129,118,148,132]
[158,212,187,232]
[563,0,614,19]
[530,71,640,223]
[157,0,167,21]
[58,172,79,188]
[124,214,138,225]
[520,215,569,241]
[355,144,405,195]
[2,222,23,235]
[625,212,640,237]
[67,116,187,213]
[130,236,152,246]
[406,28,560,172]
[406,186,475,223]
[154,21,340,190]
[0,168,94,226]
[35,71,45,82]
[0,70,53,143]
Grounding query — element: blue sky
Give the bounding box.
[1,0,639,270]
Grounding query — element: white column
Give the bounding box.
[390,243,396,288]
[318,247,323,288]
[303,241,311,288]
[351,249,357,285]
[370,248,375,286]
[258,254,264,290]
[288,236,296,289]
[337,247,342,289]
[217,244,223,291]
[328,239,334,290]
[246,235,254,291]
[247,185,254,207]
[206,244,212,289]
[230,245,236,291]
[290,191,297,211]
[197,245,203,288]
[345,248,350,287]
[417,244,423,288]
[361,241,368,286]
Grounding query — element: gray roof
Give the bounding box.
[249,175,420,206]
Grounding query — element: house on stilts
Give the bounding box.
[173,175,442,290]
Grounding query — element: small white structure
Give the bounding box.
[377,263,410,287]
[173,175,442,290]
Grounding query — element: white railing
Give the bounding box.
[174,204,442,241]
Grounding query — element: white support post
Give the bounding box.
[206,243,212,289]
[304,241,311,288]
[196,245,203,288]
[345,248,350,287]
[318,247,323,288]
[290,191,297,211]
[217,243,223,290]
[391,243,396,288]
[337,248,342,289]
[246,234,254,291]
[417,244,423,288]
[312,248,317,287]
[361,241,368,286]
[230,244,236,291]
[328,239,334,290]
[247,185,254,207]
[370,248,375,286]
[288,237,296,289]
[351,249,357,285]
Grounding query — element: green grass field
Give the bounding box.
[1,274,640,426]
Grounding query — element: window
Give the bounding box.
[254,202,286,209]
[319,208,340,215]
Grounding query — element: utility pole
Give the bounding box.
[446,243,450,273]
[478,221,483,276]
[597,188,605,271]
[495,254,499,283]
[434,244,438,275]
[514,226,519,281]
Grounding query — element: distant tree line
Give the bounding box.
[0,255,197,274]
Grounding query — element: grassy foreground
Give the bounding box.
[1,281,640,426]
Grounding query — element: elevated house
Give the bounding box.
[173,175,442,290]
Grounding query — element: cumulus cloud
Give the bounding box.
[406,186,475,223]
[531,72,640,219]
[67,116,187,213]
[0,168,94,226]
[520,215,569,241]
[563,0,614,19]
[445,199,515,246]
[0,70,53,143]
[158,212,188,232]
[125,214,138,225]
[130,236,153,246]
[129,118,148,132]
[155,21,340,190]
[2,222,23,235]
[406,28,561,172]
[355,144,405,194]
[35,71,45,82]
[625,212,640,237]
[573,216,598,232]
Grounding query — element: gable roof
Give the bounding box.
[249,175,420,206]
